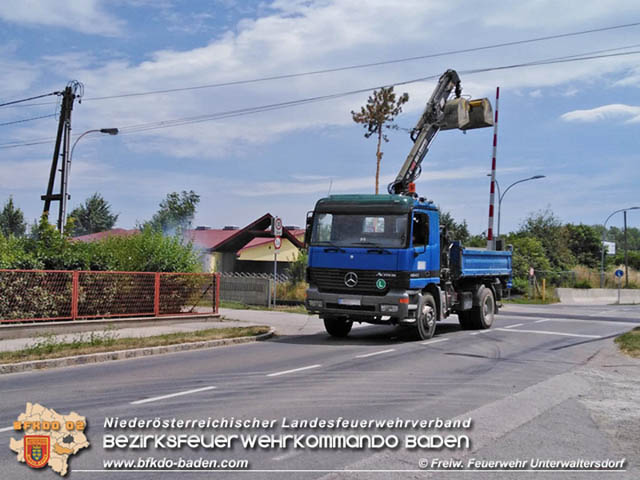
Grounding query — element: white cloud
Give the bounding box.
[561,104,640,123]
[0,0,124,36]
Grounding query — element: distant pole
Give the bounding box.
[624,210,628,288]
[486,86,499,250]
[600,207,639,287]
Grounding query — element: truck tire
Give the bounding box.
[470,287,495,329]
[324,317,353,337]
[457,311,475,330]
[416,293,437,340]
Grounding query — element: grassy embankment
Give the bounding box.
[0,326,269,364]
[615,327,640,358]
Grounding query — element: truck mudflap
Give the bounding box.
[306,286,415,323]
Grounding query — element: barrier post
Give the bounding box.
[71,271,79,321]
[215,273,220,314]
[154,273,160,316]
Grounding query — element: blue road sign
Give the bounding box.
[615,269,624,278]
[506,280,513,289]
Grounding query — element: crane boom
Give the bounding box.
[388,69,492,196]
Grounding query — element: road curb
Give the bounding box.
[0,328,275,375]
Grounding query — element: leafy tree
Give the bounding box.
[518,208,574,271]
[0,196,26,237]
[351,86,409,194]
[506,234,552,279]
[146,190,200,233]
[565,223,601,268]
[439,211,470,243]
[69,193,119,236]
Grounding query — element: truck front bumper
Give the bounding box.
[305,286,414,324]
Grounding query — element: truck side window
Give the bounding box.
[412,213,429,247]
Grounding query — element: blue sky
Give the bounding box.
[0,0,639,235]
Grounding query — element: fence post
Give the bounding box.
[71,271,79,321]
[154,273,160,316]
[215,273,220,314]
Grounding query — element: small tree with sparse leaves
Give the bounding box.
[351,87,409,194]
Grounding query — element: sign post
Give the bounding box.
[615,269,624,304]
[271,217,282,308]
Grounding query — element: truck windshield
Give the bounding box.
[311,213,408,248]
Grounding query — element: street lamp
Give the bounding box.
[600,206,640,287]
[60,128,119,235]
[487,174,546,239]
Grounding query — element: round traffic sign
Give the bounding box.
[274,236,282,250]
[615,269,624,278]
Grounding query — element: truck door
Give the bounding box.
[411,211,440,283]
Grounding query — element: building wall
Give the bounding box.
[237,237,302,263]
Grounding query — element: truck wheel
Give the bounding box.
[457,311,474,330]
[324,317,353,337]
[471,287,495,329]
[416,294,437,340]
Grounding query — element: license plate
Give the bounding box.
[338,298,361,306]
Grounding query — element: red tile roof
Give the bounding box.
[73,228,138,242]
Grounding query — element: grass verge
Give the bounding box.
[0,326,270,364]
[503,296,558,305]
[615,327,640,358]
[220,300,308,315]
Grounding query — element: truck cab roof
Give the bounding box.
[314,194,437,214]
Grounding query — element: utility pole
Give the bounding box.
[41,81,83,233]
[624,210,628,288]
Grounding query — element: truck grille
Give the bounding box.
[308,268,408,296]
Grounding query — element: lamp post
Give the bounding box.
[487,174,546,240]
[600,206,639,288]
[60,128,119,235]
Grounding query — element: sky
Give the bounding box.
[0,0,639,236]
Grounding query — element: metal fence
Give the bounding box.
[0,269,219,323]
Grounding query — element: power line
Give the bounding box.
[82,21,640,102]
[2,47,639,149]
[0,113,57,127]
[0,91,59,108]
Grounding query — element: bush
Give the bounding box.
[574,279,592,289]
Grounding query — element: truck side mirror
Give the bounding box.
[304,211,314,248]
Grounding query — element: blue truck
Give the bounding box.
[304,70,512,339]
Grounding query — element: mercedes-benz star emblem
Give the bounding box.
[344,272,358,288]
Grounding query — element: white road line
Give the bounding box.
[469,330,492,335]
[267,364,322,377]
[534,319,551,323]
[355,349,396,359]
[272,450,301,461]
[494,328,601,339]
[0,426,14,433]
[421,338,450,345]
[130,386,216,405]
[504,323,524,329]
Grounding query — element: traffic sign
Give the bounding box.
[615,269,624,278]
[506,280,513,289]
[274,236,282,250]
[273,217,283,237]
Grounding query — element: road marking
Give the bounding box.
[504,323,524,329]
[272,450,301,461]
[267,364,322,377]
[534,319,551,323]
[469,330,492,335]
[130,386,216,405]
[355,349,395,359]
[0,426,14,433]
[421,338,450,346]
[494,328,601,339]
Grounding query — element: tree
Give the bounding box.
[518,208,574,271]
[439,211,470,244]
[351,86,409,194]
[0,196,26,237]
[147,190,200,233]
[68,193,119,236]
[565,223,601,268]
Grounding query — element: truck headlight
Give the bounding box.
[308,300,323,308]
[380,304,399,313]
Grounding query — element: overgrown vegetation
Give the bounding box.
[615,327,640,358]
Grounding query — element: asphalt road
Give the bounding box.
[1,304,639,479]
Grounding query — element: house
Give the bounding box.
[73,213,305,275]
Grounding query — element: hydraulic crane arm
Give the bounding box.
[388,69,462,195]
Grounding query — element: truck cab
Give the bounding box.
[305,194,512,339]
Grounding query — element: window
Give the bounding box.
[412,213,429,247]
[311,213,408,248]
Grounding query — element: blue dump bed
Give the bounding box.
[450,242,512,278]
